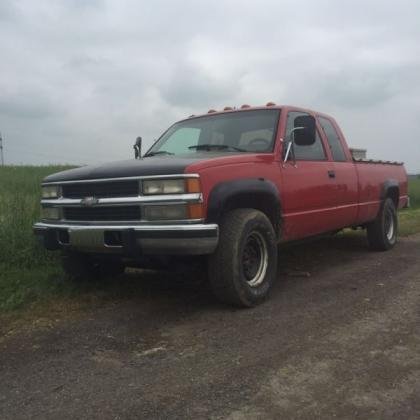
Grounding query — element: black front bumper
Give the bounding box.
[33,222,219,256]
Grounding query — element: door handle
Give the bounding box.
[328,170,336,178]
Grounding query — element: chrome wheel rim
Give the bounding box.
[242,231,268,287]
[385,208,395,241]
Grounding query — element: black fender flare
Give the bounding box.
[381,179,399,206]
[206,178,282,238]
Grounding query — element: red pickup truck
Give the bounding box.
[34,104,408,307]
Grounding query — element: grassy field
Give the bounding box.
[408,176,420,208]
[0,166,419,313]
[0,166,74,311]
[401,176,420,235]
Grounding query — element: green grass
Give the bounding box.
[0,266,74,312]
[399,208,420,236]
[0,165,419,313]
[0,165,73,268]
[0,166,74,311]
[400,177,420,235]
[408,177,420,208]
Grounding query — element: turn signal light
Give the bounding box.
[188,203,204,219]
[186,177,201,193]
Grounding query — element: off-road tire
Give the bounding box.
[61,252,125,281]
[208,209,277,307]
[367,197,398,251]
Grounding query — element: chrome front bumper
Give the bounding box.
[33,222,219,255]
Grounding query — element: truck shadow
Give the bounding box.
[0,232,375,359]
[278,231,368,277]
[78,231,370,308]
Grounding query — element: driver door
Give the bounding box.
[281,111,338,240]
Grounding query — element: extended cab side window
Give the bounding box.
[286,112,326,161]
[318,117,347,162]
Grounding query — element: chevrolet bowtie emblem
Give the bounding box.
[80,196,99,207]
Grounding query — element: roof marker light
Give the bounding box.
[240,104,251,109]
[207,109,217,113]
[223,106,233,111]
[266,102,276,107]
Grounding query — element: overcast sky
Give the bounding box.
[0,0,419,172]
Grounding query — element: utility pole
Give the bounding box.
[0,132,4,166]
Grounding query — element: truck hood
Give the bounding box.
[43,153,247,183]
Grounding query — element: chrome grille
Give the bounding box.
[62,181,139,199]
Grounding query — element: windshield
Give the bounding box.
[146,109,280,157]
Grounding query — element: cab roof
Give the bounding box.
[181,103,332,122]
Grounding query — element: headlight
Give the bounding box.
[142,179,186,195]
[42,185,60,199]
[142,177,201,195]
[41,207,60,220]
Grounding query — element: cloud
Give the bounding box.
[0,91,58,119]
[0,2,18,21]
[160,60,242,108]
[0,0,419,171]
[316,66,410,109]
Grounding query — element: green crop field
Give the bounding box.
[0,166,75,311]
[408,177,420,208]
[0,166,73,268]
[0,166,419,313]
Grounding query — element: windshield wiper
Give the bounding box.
[144,150,175,157]
[188,144,247,152]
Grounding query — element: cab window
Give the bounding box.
[286,112,326,161]
[318,117,347,162]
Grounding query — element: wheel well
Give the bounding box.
[222,192,281,239]
[386,186,399,207]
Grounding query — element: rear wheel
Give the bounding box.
[367,197,398,251]
[61,252,125,281]
[208,209,278,307]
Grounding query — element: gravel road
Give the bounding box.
[1,233,419,419]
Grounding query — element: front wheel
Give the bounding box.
[367,197,398,251]
[208,209,278,307]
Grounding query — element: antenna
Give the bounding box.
[0,132,4,166]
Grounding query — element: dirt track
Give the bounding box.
[1,233,420,419]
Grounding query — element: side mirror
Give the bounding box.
[293,115,316,146]
[134,136,142,159]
